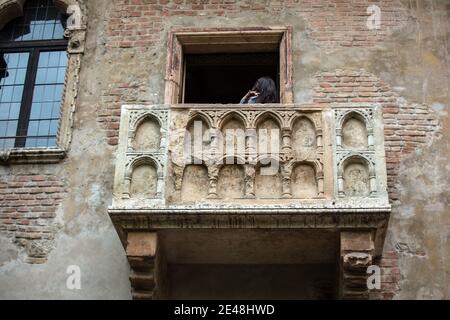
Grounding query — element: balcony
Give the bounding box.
[110,102,389,207]
[108,103,391,299]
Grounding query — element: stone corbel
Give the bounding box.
[66,29,86,54]
[0,149,11,163]
[339,231,374,300]
[126,232,164,300]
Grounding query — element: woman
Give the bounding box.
[240,76,278,104]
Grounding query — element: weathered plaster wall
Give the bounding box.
[0,0,131,299]
[0,0,448,299]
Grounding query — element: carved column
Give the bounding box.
[126,232,167,300]
[208,128,220,160]
[336,128,342,148]
[123,176,131,199]
[339,231,374,300]
[337,168,345,197]
[316,128,323,148]
[281,163,292,198]
[367,128,374,148]
[281,128,292,154]
[207,165,219,199]
[246,128,257,165]
[317,171,324,197]
[369,168,377,196]
[244,164,256,199]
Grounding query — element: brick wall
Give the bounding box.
[97,3,439,299]
[106,0,408,50]
[370,250,402,300]
[0,174,66,264]
[313,69,441,201]
[99,0,409,146]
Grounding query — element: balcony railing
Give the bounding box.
[110,103,390,213]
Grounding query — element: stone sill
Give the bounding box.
[0,148,66,165]
[109,206,392,215]
[109,199,392,214]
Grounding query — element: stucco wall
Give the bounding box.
[0,0,448,299]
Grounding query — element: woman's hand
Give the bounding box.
[244,90,259,99]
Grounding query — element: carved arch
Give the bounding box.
[253,111,283,129]
[217,111,248,129]
[124,155,162,199]
[337,110,373,131]
[255,154,281,165]
[289,113,320,132]
[131,114,163,151]
[133,113,162,132]
[187,112,213,129]
[288,160,322,198]
[216,154,247,167]
[337,154,377,197]
[336,110,374,149]
[125,155,163,179]
[337,154,375,177]
[287,159,323,178]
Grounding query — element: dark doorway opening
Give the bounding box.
[183,52,279,104]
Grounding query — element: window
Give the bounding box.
[165,28,293,105]
[0,0,68,149]
[184,52,280,104]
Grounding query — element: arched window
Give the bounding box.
[0,0,68,149]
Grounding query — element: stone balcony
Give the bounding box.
[109,102,390,246]
[110,103,389,206]
[108,103,391,299]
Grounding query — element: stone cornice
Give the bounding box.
[0,148,66,165]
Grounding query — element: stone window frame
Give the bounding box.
[0,0,87,164]
[165,27,294,105]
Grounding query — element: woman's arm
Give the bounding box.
[240,90,259,104]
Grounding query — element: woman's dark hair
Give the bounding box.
[252,76,278,103]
